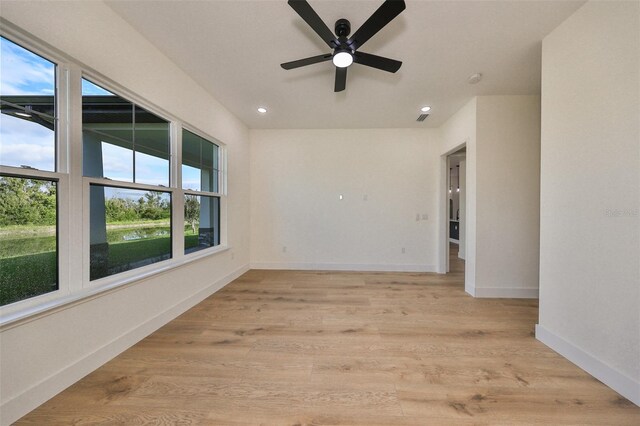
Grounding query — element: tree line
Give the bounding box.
[0,176,189,226]
[0,177,56,226]
[104,191,171,222]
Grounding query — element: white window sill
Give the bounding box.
[0,245,230,331]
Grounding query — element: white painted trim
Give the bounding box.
[0,263,250,426]
[536,324,640,407]
[473,287,539,299]
[449,238,459,243]
[250,262,437,273]
[465,283,476,297]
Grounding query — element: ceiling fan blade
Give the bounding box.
[288,0,338,48]
[334,67,347,92]
[347,0,406,51]
[353,51,402,73]
[281,53,333,70]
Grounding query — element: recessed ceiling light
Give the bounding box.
[257,107,267,114]
[15,112,32,118]
[420,106,431,113]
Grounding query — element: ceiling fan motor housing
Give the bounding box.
[335,19,351,38]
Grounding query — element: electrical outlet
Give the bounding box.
[282,246,287,253]
[422,214,428,220]
[363,194,368,201]
[231,252,235,260]
[401,247,406,254]
[415,214,420,221]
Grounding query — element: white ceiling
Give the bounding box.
[106,0,584,129]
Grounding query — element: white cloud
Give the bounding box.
[1,38,55,96]
[182,165,201,190]
[101,142,133,181]
[0,114,55,170]
[135,151,169,187]
[99,143,169,187]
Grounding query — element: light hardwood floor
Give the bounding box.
[18,244,640,424]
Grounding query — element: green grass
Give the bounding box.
[0,224,55,235]
[0,251,57,306]
[107,236,171,265]
[185,227,199,250]
[1,224,205,305]
[105,219,170,227]
[91,236,171,280]
[0,234,56,258]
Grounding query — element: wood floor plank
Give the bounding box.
[16,246,640,424]
[110,375,403,417]
[396,383,640,425]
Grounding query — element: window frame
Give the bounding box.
[81,78,172,187]
[0,28,72,317]
[0,24,229,327]
[180,125,226,256]
[80,73,177,286]
[83,179,174,285]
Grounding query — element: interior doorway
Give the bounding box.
[444,146,466,274]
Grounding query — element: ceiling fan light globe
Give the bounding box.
[333,51,353,68]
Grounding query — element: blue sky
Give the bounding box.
[0,37,55,171]
[82,79,112,96]
[1,36,195,188]
[0,37,54,96]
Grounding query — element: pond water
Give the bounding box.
[107,226,171,244]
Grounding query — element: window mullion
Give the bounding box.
[82,177,172,193]
[66,65,84,291]
[184,189,223,198]
[172,122,185,259]
[132,104,136,184]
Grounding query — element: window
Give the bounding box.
[182,128,220,192]
[89,185,171,281]
[184,194,220,254]
[182,129,221,254]
[82,79,170,187]
[0,28,227,315]
[0,176,58,305]
[83,79,173,281]
[0,37,56,172]
[0,36,60,307]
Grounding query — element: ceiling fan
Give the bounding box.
[281,0,406,92]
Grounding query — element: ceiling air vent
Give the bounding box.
[417,113,429,122]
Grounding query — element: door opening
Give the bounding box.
[444,147,466,275]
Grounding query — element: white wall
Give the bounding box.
[0,2,250,423]
[475,96,541,297]
[250,129,440,271]
[537,1,640,406]
[438,96,541,298]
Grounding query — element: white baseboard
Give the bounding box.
[465,284,538,299]
[536,324,640,407]
[473,286,539,298]
[465,283,476,297]
[1,264,250,426]
[250,262,437,273]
